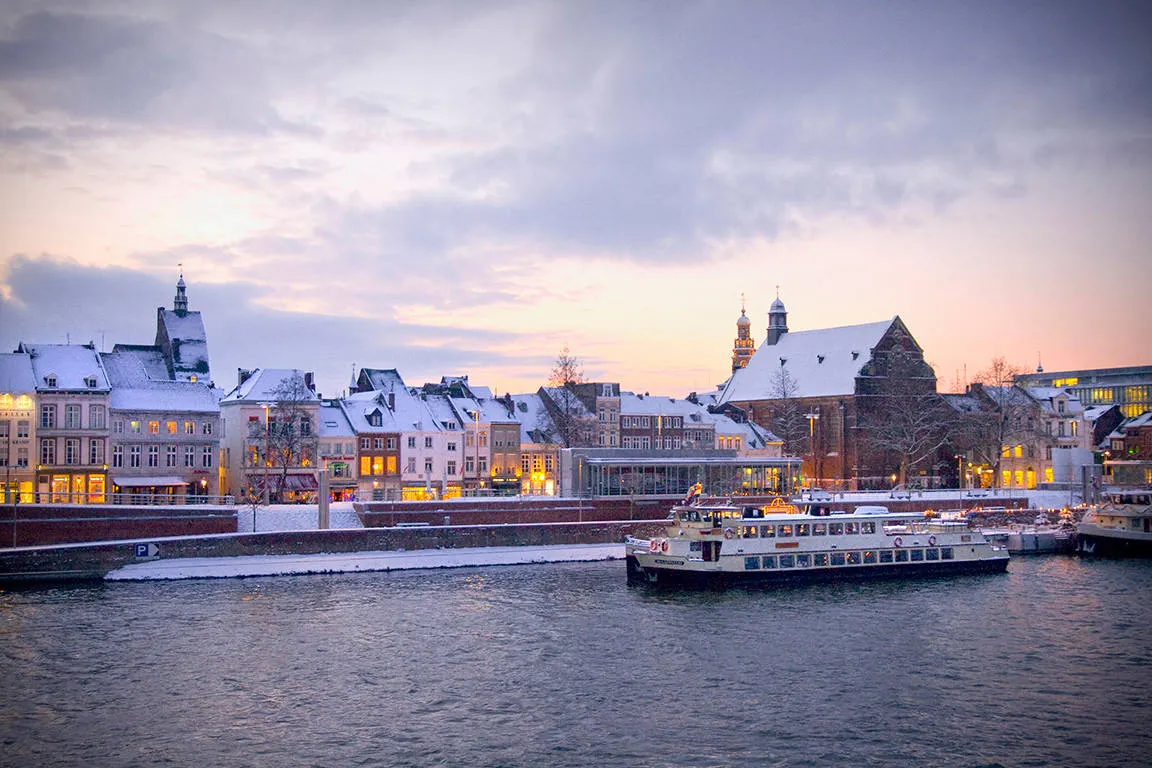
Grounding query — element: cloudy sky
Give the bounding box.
[1,0,1149,398]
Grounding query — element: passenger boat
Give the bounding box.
[624,497,1009,587]
[1077,489,1152,557]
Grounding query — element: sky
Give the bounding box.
[1,0,1150,400]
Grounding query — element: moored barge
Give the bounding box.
[625,498,1008,587]
[1077,489,1152,557]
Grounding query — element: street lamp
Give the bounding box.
[260,402,272,506]
[805,411,820,488]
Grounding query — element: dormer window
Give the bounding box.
[45,374,57,388]
[367,409,383,427]
[85,376,97,388]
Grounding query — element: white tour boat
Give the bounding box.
[625,497,1009,587]
[1077,489,1152,557]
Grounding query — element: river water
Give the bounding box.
[1,556,1149,768]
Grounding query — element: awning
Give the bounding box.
[112,476,189,488]
[246,474,318,492]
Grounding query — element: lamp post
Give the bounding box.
[261,402,271,506]
[805,411,820,488]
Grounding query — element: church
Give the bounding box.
[718,295,938,490]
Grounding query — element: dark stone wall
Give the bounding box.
[0,520,669,583]
[0,504,237,547]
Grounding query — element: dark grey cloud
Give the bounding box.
[0,254,540,397]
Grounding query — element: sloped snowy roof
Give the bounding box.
[718,318,895,403]
[102,351,217,412]
[337,391,402,433]
[19,343,110,391]
[111,345,170,380]
[941,393,984,414]
[1083,405,1119,422]
[509,393,559,444]
[319,403,355,438]
[0,352,36,394]
[221,368,319,403]
[540,386,594,418]
[158,309,211,381]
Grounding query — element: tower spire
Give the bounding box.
[174,265,188,314]
[732,297,754,372]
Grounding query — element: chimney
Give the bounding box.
[387,392,395,410]
[305,371,315,392]
[238,368,253,387]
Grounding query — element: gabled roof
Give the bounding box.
[508,392,559,444]
[18,343,110,391]
[102,351,218,413]
[539,386,594,419]
[110,344,171,380]
[220,368,319,404]
[718,318,896,403]
[0,352,36,395]
[157,308,211,382]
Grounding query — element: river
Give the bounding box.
[1,556,1148,767]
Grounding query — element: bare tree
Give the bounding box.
[766,367,808,457]
[266,374,319,502]
[858,351,952,485]
[546,346,591,447]
[966,357,1041,487]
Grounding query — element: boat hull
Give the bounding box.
[1077,529,1152,558]
[626,553,1008,588]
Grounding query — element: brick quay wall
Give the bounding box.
[0,520,670,584]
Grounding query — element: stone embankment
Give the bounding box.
[0,520,669,583]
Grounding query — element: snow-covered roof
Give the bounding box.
[337,391,402,433]
[508,393,559,444]
[221,368,319,404]
[19,343,110,391]
[102,351,218,413]
[718,318,895,403]
[941,392,984,414]
[110,345,171,380]
[540,386,594,418]
[1083,405,1119,422]
[319,403,355,438]
[0,352,36,395]
[158,308,211,383]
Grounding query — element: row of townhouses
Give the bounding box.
[0,277,780,505]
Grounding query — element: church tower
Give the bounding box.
[731,295,755,372]
[766,289,788,346]
[174,269,188,315]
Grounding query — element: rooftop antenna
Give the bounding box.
[740,291,746,313]
[1036,351,1044,374]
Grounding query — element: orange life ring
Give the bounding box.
[723,527,735,540]
[649,540,659,552]
[661,540,669,553]
[893,537,903,548]
[928,535,937,546]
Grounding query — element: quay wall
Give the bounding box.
[0,520,669,583]
[0,504,238,548]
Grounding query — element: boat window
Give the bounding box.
[925,548,939,561]
[689,541,702,552]
[863,550,877,564]
[778,524,793,538]
[895,549,910,562]
[846,551,861,565]
[744,556,760,570]
[940,548,954,560]
[844,522,859,535]
[797,523,810,537]
[741,525,759,538]
[762,555,777,569]
[860,521,876,534]
[760,525,775,538]
[779,554,795,568]
[910,549,924,562]
[814,552,829,566]
[879,550,893,563]
[830,552,846,566]
[813,523,827,536]
[829,523,844,536]
[796,553,811,568]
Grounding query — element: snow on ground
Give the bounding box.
[234,502,363,533]
[105,543,624,581]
